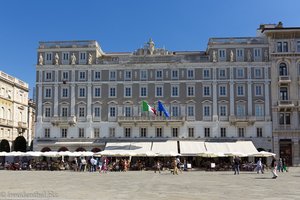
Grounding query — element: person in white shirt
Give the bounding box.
[256,158,264,174]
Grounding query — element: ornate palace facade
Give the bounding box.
[34,23,300,166]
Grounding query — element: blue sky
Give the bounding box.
[0,0,299,98]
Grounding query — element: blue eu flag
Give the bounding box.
[158,101,170,118]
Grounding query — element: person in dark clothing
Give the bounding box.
[233,156,240,175]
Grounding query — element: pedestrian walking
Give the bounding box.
[233,156,240,175]
[271,156,278,179]
[256,158,264,174]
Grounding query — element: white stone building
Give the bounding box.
[0,70,32,152]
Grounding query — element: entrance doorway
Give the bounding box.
[279,139,292,166]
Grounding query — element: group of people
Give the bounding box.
[72,157,109,173]
[232,156,288,179]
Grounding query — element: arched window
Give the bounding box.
[7,109,11,120]
[279,63,288,76]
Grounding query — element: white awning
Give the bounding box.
[129,142,152,156]
[151,141,179,156]
[104,142,131,150]
[179,141,206,156]
[205,142,230,156]
[227,141,258,155]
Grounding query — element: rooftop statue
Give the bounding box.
[39,54,43,65]
[55,53,59,65]
[71,53,76,65]
[88,53,92,65]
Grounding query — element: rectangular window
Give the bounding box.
[62,88,68,98]
[255,104,264,117]
[45,107,51,117]
[172,70,179,80]
[94,107,101,117]
[219,69,226,78]
[61,128,67,138]
[156,127,162,137]
[237,85,244,96]
[236,49,244,58]
[254,48,261,57]
[172,127,178,137]
[44,128,50,138]
[203,86,210,96]
[187,105,194,117]
[110,71,116,81]
[62,71,69,80]
[79,71,86,80]
[237,68,244,78]
[156,70,163,80]
[79,107,85,117]
[283,42,288,52]
[171,85,179,97]
[218,49,226,59]
[45,72,52,81]
[124,86,132,97]
[94,87,101,97]
[109,128,115,138]
[109,87,116,97]
[61,107,68,117]
[204,128,210,137]
[297,41,300,52]
[79,88,86,97]
[109,107,116,117]
[237,104,245,116]
[238,128,245,137]
[277,42,283,52]
[156,86,163,97]
[94,128,100,138]
[62,52,69,64]
[45,88,51,98]
[204,106,210,117]
[256,128,262,137]
[187,86,194,96]
[125,70,132,81]
[79,128,85,138]
[140,128,147,137]
[125,106,131,117]
[172,105,179,117]
[219,86,226,96]
[220,105,227,116]
[140,70,148,80]
[140,86,147,97]
[220,128,226,137]
[254,68,262,78]
[125,128,131,138]
[279,113,290,125]
[187,69,194,79]
[188,128,194,138]
[46,53,52,61]
[255,85,263,96]
[94,71,101,80]
[203,69,210,79]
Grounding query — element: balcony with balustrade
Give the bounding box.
[278,76,291,84]
[117,115,185,126]
[50,116,77,126]
[229,115,256,126]
[0,118,14,127]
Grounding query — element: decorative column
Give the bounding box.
[247,81,252,116]
[292,139,300,166]
[53,83,58,117]
[212,82,218,119]
[230,81,234,116]
[37,84,43,122]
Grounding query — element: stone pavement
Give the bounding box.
[0,168,299,200]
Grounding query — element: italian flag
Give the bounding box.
[142,101,157,115]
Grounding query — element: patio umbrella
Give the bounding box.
[198,152,225,158]
[224,152,248,157]
[24,151,43,157]
[249,151,276,157]
[41,151,61,157]
[0,151,9,156]
[7,151,26,157]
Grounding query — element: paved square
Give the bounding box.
[0,168,299,200]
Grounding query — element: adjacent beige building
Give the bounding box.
[0,71,34,152]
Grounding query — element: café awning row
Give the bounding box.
[179,141,206,156]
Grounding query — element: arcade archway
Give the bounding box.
[13,136,27,152]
